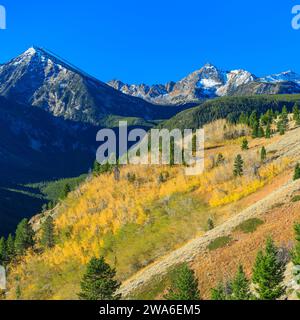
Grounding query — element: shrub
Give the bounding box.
[208,236,232,251]
[235,218,264,234]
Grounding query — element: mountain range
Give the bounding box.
[1,47,300,236]
[108,64,300,105]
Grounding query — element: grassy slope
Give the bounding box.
[6,118,298,300]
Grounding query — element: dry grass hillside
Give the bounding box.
[5,118,300,300]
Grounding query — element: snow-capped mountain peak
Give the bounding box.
[108,64,300,105]
[260,70,300,85]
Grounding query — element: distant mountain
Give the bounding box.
[108,64,300,105]
[0,47,187,125]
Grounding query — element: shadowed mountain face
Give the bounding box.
[0,47,193,235]
[108,64,300,105]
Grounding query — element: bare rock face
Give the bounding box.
[108,64,300,105]
[0,47,184,125]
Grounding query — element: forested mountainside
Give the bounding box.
[2,105,300,300]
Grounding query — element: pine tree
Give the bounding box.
[280,106,289,132]
[265,123,271,139]
[78,256,121,300]
[14,219,35,255]
[62,183,71,199]
[207,218,215,231]
[249,111,258,129]
[233,155,244,177]
[257,126,265,138]
[277,120,285,135]
[251,121,259,138]
[231,265,252,300]
[252,237,286,300]
[292,223,300,297]
[6,234,15,261]
[293,163,300,181]
[211,282,227,300]
[0,237,6,265]
[293,104,300,126]
[260,146,267,162]
[40,216,55,249]
[165,263,201,300]
[241,139,249,151]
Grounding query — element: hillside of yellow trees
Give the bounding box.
[5,116,300,300]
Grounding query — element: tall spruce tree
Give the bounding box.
[233,155,244,177]
[14,219,35,255]
[0,237,6,265]
[165,263,201,300]
[211,282,228,300]
[6,234,15,261]
[231,265,252,300]
[241,139,249,151]
[261,146,267,162]
[292,223,300,298]
[252,237,286,300]
[40,216,55,249]
[293,163,300,181]
[265,123,271,138]
[293,104,300,126]
[62,183,71,199]
[79,256,121,300]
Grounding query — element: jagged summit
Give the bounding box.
[0,47,185,125]
[108,64,300,105]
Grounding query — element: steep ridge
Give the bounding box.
[108,64,300,105]
[0,47,187,125]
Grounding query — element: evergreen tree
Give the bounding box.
[249,111,258,129]
[15,285,21,300]
[292,223,300,266]
[14,219,35,255]
[207,218,215,231]
[62,183,71,199]
[165,263,201,300]
[6,234,15,261]
[211,282,227,300]
[40,216,55,249]
[0,237,6,265]
[231,265,252,300]
[292,223,300,298]
[260,146,267,162]
[252,237,286,300]
[79,256,121,300]
[280,106,289,131]
[277,120,285,135]
[233,155,244,177]
[257,126,265,138]
[293,104,300,126]
[293,163,300,181]
[251,121,259,138]
[265,123,271,139]
[241,139,249,151]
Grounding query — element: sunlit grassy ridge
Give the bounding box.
[6,120,294,300]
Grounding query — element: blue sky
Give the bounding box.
[0,0,299,84]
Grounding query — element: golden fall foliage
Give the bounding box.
[6,120,296,300]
